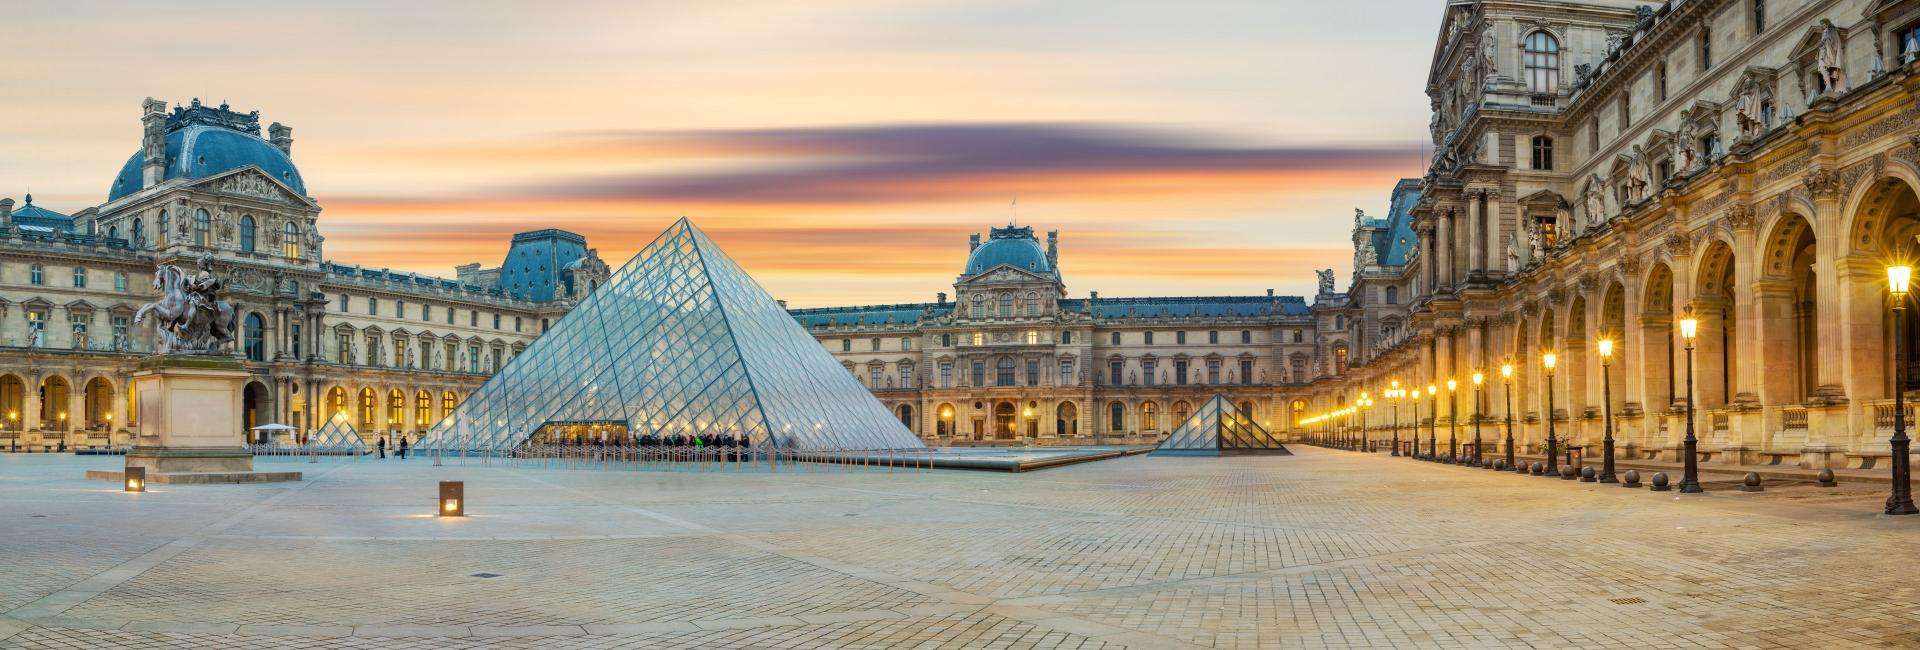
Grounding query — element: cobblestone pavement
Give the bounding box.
[3,448,1918,649]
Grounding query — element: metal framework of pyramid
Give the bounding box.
[1152,395,1291,456]
[424,218,926,454]
[308,411,367,454]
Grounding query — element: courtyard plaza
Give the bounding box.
[1,448,1917,649]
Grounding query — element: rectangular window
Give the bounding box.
[1145,331,1155,345]
[1208,331,1218,344]
[1240,330,1252,344]
[447,308,454,325]
[396,300,406,319]
[868,365,881,387]
[1207,359,1221,384]
[1174,360,1189,385]
[1110,360,1123,385]
[1026,330,1038,345]
[940,333,952,347]
[515,316,523,332]
[971,361,985,386]
[1110,332,1120,345]
[1176,331,1186,345]
[112,316,129,351]
[339,295,349,312]
[1059,359,1074,385]
[72,268,86,288]
[997,360,1015,387]
[422,304,431,321]
[940,362,953,388]
[445,343,456,371]
[901,337,912,351]
[290,323,301,358]
[1699,28,1711,70]
[1026,360,1039,386]
[492,314,501,329]
[841,339,851,352]
[971,332,983,346]
[114,272,127,292]
[1143,361,1157,386]
[368,299,377,316]
[470,311,478,327]
[1061,331,1073,345]
[1241,359,1255,384]
[468,344,481,372]
[337,333,352,364]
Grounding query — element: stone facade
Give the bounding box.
[1302,0,1920,470]
[0,98,609,451]
[793,225,1351,445]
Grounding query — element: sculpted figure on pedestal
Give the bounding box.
[134,254,238,355]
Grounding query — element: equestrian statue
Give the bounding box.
[134,254,237,355]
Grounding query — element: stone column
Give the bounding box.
[1436,210,1454,290]
[1834,257,1886,452]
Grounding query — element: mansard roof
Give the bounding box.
[790,303,949,328]
[1367,179,1422,267]
[1064,295,1310,319]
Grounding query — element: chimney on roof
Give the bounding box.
[1267,288,1274,297]
[937,292,947,305]
[968,233,980,251]
[1046,230,1058,266]
[268,122,293,155]
[0,198,11,226]
[141,97,168,187]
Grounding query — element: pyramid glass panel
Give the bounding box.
[425,218,925,453]
[1152,394,1290,456]
[308,411,367,454]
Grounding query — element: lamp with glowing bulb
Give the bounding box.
[1889,265,1917,514]
[1500,363,1519,472]
[1678,306,1702,493]
[438,480,464,517]
[123,466,145,493]
[1444,378,1459,462]
[1425,384,1438,458]
[1470,371,1485,465]
[1597,337,1619,483]
[1542,351,1559,476]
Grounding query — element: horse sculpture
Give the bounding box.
[134,258,236,355]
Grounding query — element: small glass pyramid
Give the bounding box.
[308,411,367,454]
[425,218,925,453]
[1152,394,1291,456]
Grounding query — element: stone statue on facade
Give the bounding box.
[1527,223,1546,260]
[1505,232,1523,272]
[1315,269,1336,295]
[134,254,238,355]
[1734,83,1761,139]
[1583,182,1606,228]
[1817,20,1846,95]
[1674,114,1699,172]
[26,319,43,348]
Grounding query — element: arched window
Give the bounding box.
[193,209,210,246]
[283,222,301,258]
[156,210,169,245]
[998,293,1013,316]
[1025,292,1040,316]
[1531,136,1554,170]
[1109,401,1126,432]
[386,389,404,429]
[357,388,377,428]
[442,391,457,419]
[415,390,431,428]
[107,226,119,240]
[327,387,348,422]
[1523,31,1559,94]
[1141,401,1158,430]
[243,313,266,361]
[239,214,256,252]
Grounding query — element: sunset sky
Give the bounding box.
[0,1,1438,307]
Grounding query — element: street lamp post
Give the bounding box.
[1543,352,1559,476]
[1887,265,1917,515]
[1598,338,1618,483]
[1389,380,1402,456]
[1502,364,1518,472]
[1445,378,1459,463]
[1426,384,1438,459]
[1678,307,1703,494]
[1471,371,1485,466]
[1358,394,1372,452]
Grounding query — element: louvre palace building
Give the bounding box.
[1296,0,1920,470]
[0,97,611,451]
[791,224,1359,446]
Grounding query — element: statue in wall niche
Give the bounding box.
[1674,116,1699,172]
[1584,183,1606,227]
[135,254,236,355]
[1817,19,1846,95]
[26,319,43,348]
[1734,84,1761,139]
[1527,223,1546,260]
[1480,27,1497,79]
[1505,232,1523,271]
[1316,269,1336,295]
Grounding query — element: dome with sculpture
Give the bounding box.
[962,225,1054,277]
[108,99,306,202]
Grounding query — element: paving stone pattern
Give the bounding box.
[1,449,1916,648]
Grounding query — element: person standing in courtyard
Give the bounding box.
[377,436,386,459]
[399,435,409,460]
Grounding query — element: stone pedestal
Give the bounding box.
[87,355,298,484]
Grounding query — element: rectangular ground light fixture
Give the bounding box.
[439,480,463,517]
[124,466,145,493]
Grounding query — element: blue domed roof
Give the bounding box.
[108,125,305,203]
[964,226,1053,276]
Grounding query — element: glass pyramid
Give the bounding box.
[1152,394,1291,456]
[425,218,926,453]
[309,411,367,453]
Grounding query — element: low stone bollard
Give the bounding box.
[1492,458,1505,471]
[1579,465,1597,482]
[1739,472,1764,492]
[1817,468,1837,488]
[1649,472,1671,492]
[1530,461,1544,476]
[1559,464,1578,480]
[1621,469,1641,488]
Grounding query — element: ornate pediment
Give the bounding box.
[194,168,314,208]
